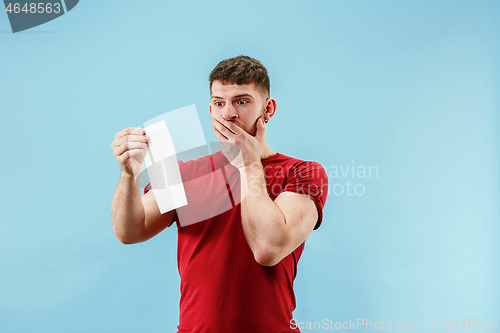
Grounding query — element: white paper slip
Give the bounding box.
[143,120,187,214]
[143,120,176,166]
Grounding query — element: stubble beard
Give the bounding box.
[227,103,267,137]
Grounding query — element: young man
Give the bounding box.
[111,56,328,332]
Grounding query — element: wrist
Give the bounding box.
[120,170,138,184]
[239,160,263,173]
[239,161,266,183]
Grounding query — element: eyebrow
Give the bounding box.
[211,94,255,100]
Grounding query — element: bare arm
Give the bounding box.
[239,163,318,266]
[110,127,175,244]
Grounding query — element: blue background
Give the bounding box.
[1,1,498,332]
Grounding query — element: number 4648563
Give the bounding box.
[444,319,498,329]
[5,3,61,14]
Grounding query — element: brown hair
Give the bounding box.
[209,55,270,97]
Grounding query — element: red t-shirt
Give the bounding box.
[144,151,328,332]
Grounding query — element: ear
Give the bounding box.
[209,104,212,114]
[264,98,277,121]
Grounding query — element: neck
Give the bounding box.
[261,144,277,160]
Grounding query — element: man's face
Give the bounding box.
[210,81,268,136]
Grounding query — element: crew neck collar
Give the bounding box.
[262,152,280,161]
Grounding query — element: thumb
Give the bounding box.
[255,117,266,141]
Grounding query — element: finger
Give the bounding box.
[117,148,146,163]
[219,119,239,134]
[115,127,135,140]
[126,134,150,143]
[213,127,229,141]
[212,121,232,139]
[255,117,266,142]
[114,141,148,157]
[115,127,141,139]
[112,133,149,149]
[115,127,145,140]
[213,120,241,140]
[114,146,146,161]
[128,148,147,160]
[113,129,148,150]
[214,119,241,136]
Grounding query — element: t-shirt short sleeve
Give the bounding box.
[143,182,178,227]
[282,161,329,230]
[144,182,152,195]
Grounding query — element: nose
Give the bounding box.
[221,104,238,121]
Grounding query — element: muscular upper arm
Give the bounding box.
[273,191,318,257]
[139,190,176,242]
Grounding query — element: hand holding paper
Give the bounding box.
[111,127,150,178]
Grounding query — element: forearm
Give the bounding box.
[239,162,288,265]
[111,172,145,243]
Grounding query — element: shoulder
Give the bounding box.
[265,153,327,180]
[271,153,329,230]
